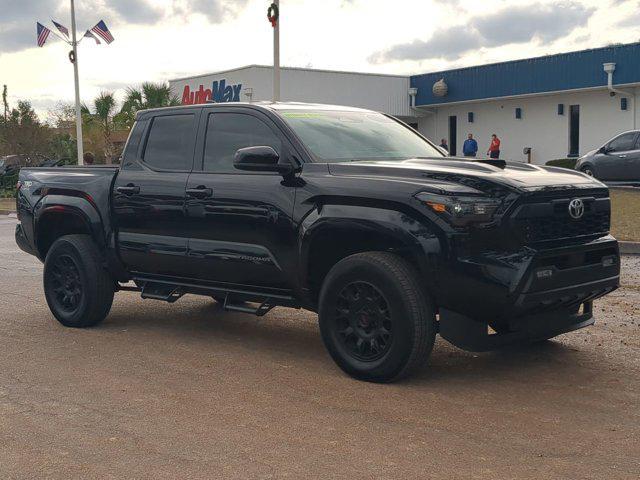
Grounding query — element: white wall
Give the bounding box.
[418,87,638,164]
[170,66,414,118]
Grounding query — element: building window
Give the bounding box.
[468,112,474,123]
[557,104,564,115]
[515,108,522,119]
[621,98,628,111]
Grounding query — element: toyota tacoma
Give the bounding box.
[15,103,620,382]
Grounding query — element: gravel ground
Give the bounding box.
[0,216,638,479]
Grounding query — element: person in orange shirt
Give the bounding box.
[487,134,501,159]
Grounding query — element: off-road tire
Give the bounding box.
[318,252,436,383]
[43,234,114,328]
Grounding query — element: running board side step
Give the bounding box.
[131,275,300,313]
[219,293,275,317]
[140,282,184,303]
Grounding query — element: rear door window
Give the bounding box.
[143,114,195,171]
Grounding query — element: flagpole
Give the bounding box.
[70,0,84,166]
[273,0,280,102]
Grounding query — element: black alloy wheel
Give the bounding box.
[47,254,83,314]
[319,252,437,383]
[43,234,114,328]
[334,281,393,362]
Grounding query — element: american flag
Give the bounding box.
[84,30,101,45]
[36,22,51,47]
[52,20,70,39]
[91,20,114,44]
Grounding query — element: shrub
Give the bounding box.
[546,158,577,169]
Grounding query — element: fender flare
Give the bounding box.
[298,203,443,296]
[34,194,106,257]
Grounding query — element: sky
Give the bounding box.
[0,0,639,119]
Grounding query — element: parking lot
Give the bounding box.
[0,215,639,479]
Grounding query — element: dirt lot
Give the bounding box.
[610,188,640,241]
[0,216,639,479]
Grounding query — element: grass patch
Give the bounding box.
[0,198,14,211]
[546,158,578,169]
[610,189,640,242]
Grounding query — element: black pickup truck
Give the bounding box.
[15,102,620,382]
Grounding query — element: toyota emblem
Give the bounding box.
[568,199,585,219]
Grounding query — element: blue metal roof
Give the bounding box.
[410,42,640,106]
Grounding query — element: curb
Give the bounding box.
[620,241,640,255]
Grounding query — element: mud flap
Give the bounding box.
[439,302,595,352]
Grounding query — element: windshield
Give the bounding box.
[280,110,443,162]
[0,159,4,168]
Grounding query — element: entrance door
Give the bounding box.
[113,110,199,276]
[569,105,580,157]
[448,115,457,156]
[183,109,298,291]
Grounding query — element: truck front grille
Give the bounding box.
[510,190,611,244]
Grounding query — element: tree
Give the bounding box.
[0,101,51,160]
[117,82,180,129]
[93,92,117,163]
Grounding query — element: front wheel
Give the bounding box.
[580,165,595,177]
[318,252,436,383]
[43,234,114,328]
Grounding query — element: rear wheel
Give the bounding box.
[318,252,436,383]
[43,234,114,328]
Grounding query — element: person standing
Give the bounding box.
[462,134,478,157]
[487,134,501,159]
[439,138,449,153]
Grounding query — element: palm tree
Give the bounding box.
[117,82,180,129]
[93,92,116,163]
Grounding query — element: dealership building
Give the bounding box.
[169,42,640,165]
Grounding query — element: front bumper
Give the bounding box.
[437,235,620,323]
[15,223,36,256]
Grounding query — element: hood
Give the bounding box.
[327,157,604,192]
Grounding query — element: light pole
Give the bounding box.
[70,0,84,165]
[268,1,280,102]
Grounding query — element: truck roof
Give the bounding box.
[137,102,373,119]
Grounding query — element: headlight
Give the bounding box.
[415,192,500,227]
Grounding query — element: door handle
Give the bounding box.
[618,154,627,158]
[186,186,213,198]
[116,184,140,195]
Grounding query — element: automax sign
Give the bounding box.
[181,79,243,105]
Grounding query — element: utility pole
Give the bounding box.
[268,1,281,102]
[70,0,84,165]
[2,85,8,122]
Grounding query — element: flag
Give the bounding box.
[91,20,114,44]
[84,30,101,45]
[36,22,51,47]
[52,20,69,39]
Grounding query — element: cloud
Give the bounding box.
[473,2,594,46]
[369,1,595,63]
[369,26,482,63]
[172,0,251,23]
[0,0,252,55]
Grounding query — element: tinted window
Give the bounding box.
[280,110,443,162]
[143,114,195,170]
[203,113,281,173]
[608,133,636,152]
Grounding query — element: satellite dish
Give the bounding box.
[432,78,448,97]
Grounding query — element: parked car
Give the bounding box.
[576,130,640,181]
[15,103,620,382]
[0,155,22,177]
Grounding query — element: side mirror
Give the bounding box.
[234,146,293,175]
[599,146,610,154]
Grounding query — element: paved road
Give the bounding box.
[1,217,639,479]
